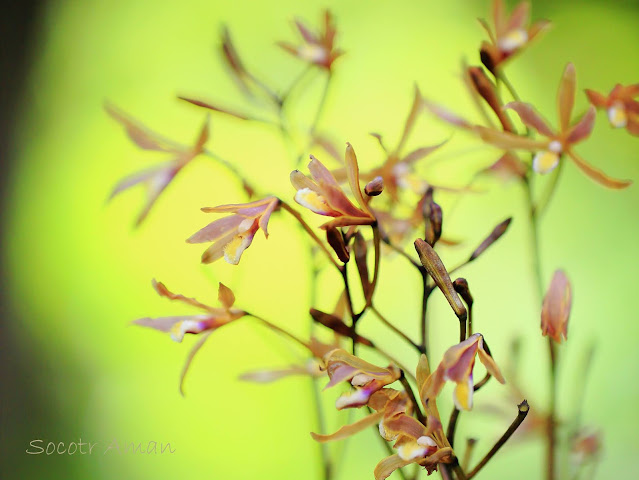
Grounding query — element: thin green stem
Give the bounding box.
[400,373,426,424]
[246,313,310,351]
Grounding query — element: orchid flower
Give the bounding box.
[321,349,400,409]
[278,10,343,71]
[133,280,244,342]
[586,83,639,136]
[106,103,209,226]
[187,196,280,264]
[291,143,376,229]
[425,333,505,411]
[478,0,550,73]
[478,63,632,189]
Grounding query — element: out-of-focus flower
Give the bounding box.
[133,280,244,342]
[106,104,210,226]
[478,63,632,189]
[585,84,639,136]
[364,87,447,201]
[322,349,400,409]
[278,10,343,70]
[291,144,375,229]
[425,333,505,411]
[187,196,280,265]
[571,429,602,467]
[541,269,572,343]
[478,0,550,73]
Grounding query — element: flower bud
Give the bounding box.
[364,176,384,196]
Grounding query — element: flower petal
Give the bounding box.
[374,454,413,480]
[217,283,235,309]
[567,106,596,144]
[311,411,384,443]
[584,89,608,108]
[179,330,213,396]
[186,215,245,244]
[452,376,474,411]
[476,126,548,151]
[132,315,210,333]
[558,63,576,133]
[345,143,372,213]
[505,101,554,137]
[567,151,632,189]
[541,269,572,343]
[152,279,215,311]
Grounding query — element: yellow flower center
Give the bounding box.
[608,101,627,128]
[498,28,528,53]
[533,150,561,174]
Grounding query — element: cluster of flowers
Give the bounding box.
[108,1,631,478]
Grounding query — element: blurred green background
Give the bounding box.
[2,0,639,478]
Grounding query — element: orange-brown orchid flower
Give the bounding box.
[187,196,280,264]
[478,0,550,73]
[374,355,456,479]
[541,269,572,343]
[322,349,400,409]
[425,333,505,411]
[106,104,209,226]
[278,10,343,71]
[133,280,244,342]
[585,83,639,136]
[478,63,632,189]
[291,144,376,229]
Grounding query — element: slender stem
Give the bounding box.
[309,72,332,137]
[533,160,564,218]
[381,235,422,269]
[280,201,341,270]
[202,148,258,196]
[247,313,311,350]
[473,373,491,392]
[400,373,426,424]
[371,306,424,354]
[280,64,314,105]
[467,401,530,479]
[452,462,468,480]
[497,72,521,103]
[547,340,558,480]
[372,345,416,384]
[461,438,477,472]
[524,178,544,299]
[447,408,461,448]
[420,272,433,358]
[364,224,382,309]
[309,377,332,480]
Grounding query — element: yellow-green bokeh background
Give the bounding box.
[3,1,639,478]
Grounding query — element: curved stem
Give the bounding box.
[247,313,311,351]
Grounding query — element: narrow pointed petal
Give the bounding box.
[192,115,210,153]
[567,107,596,144]
[105,103,177,151]
[395,85,423,154]
[132,315,209,333]
[108,165,170,201]
[152,279,215,311]
[290,169,320,192]
[200,231,238,264]
[178,96,251,121]
[567,151,632,189]
[423,100,473,129]
[309,156,341,187]
[179,330,213,396]
[477,342,506,383]
[505,102,555,137]
[401,139,447,165]
[374,454,413,480]
[217,283,235,309]
[584,89,608,108]
[345,143,372,213]
[312,411,384,443]
[505,2,530,31]
[558,63,576,132]
[186,215,245,244]
[476,126,548,150]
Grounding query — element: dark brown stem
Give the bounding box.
[447,408,461,448]
[467,400,530,479]
[400,373,426,425]
[461,438,477,472]
[381,234,422,269]
[420,272,433,358]
[473,373,491,392]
